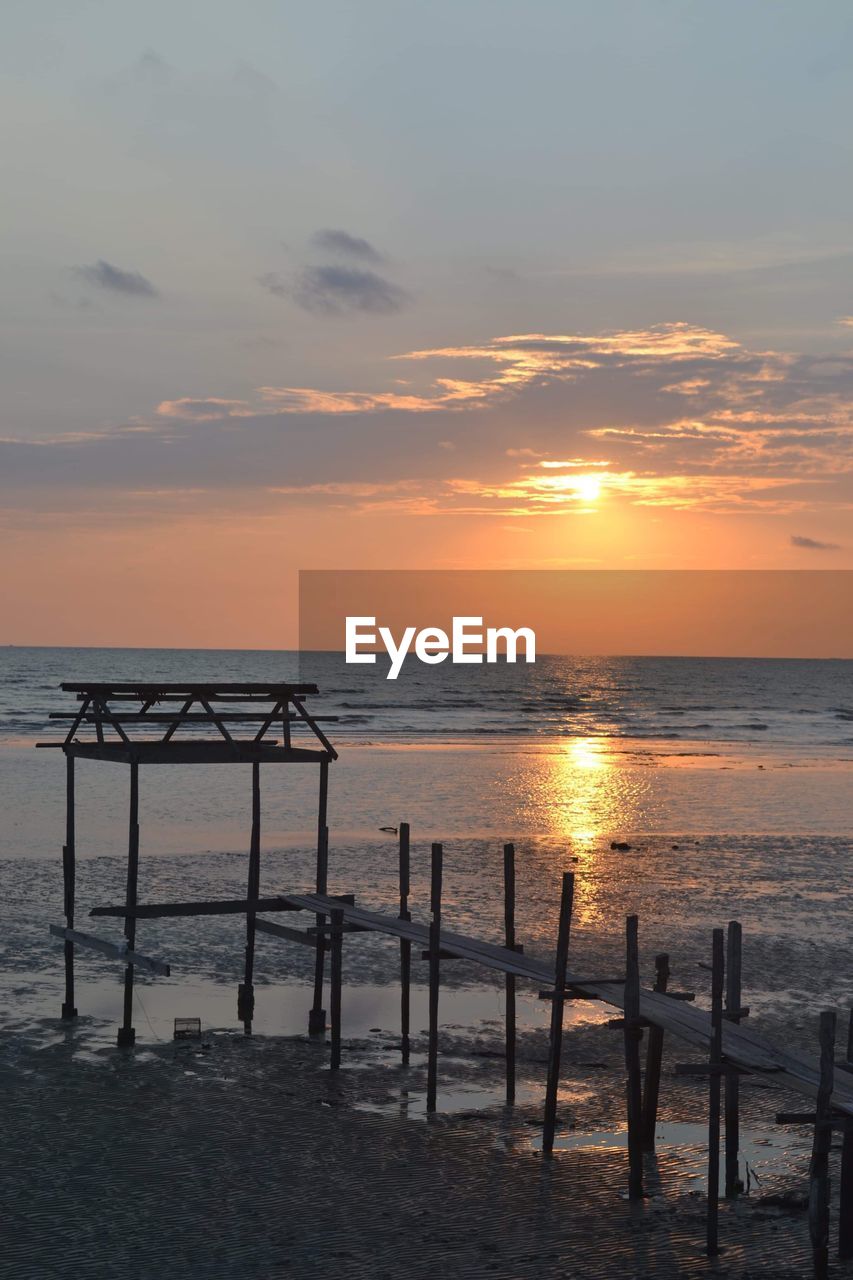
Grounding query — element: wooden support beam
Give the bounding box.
[624,915,644,1199]
[61,753,77,1019]
[399,822,411,1066]
[117,761,140,1048]
[542,870,575,1155]
[330,907,344,1070]
[427,842,443,1113]
[238,762,261,1028]
[641,952,670,1150]
[255,918,325,948]
[706,928,725,1257]
[840,1010,853,1260]
[724,921,743,1199]
[504,843,517,1106]
[91,897,302,919]
[810,1010,835,1279]
[50,925,170,976]
[309,761,329,1035]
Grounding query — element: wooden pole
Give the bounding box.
[839,1009,853,1259]
[426,841,443,1113]
[309,759,329,1034]
[117,760,140,1047]
[624,914,644,1199]
[399,822,411,1065]
[706,927,724,1257]
[504,842,517,1105]
[238,762,261,1028]
[542,870,575,1155]
[810,1010,835,1279]
[724,920,743,1198]
[61,753,78,1020]
[329,906,344,1070]
[641,952,669,1150]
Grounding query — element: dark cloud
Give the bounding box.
[264,265,409,316]
[791,534,842,550]
[311,229,384,263]
[75,260,158,297]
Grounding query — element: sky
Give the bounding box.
[2,0,853,646]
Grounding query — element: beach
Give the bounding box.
[2,650,853,1276]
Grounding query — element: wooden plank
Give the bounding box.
[542,871,574,1155]
[118,761,140,1047]
[49,712,339,724]
[725,921,743,1198]
[624,915,643,1199]
[399,823,411,1066]
[309,763,330,1036]
[810,1011,835,1280]
[60,682,320,695]
[50,925,170,977]
[92,897,302,919]
[330,907,344,1070]
[706,929,724,1257]
[839,1009,853,1259]
[504,843,517,1106]
[427,842,443,1113]
[255,918,324,948]
[60,742,333,765]
[61,753,77,1020]
[641,952,669,1149]
[239,762,261,1025]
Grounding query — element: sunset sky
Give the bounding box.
[3,1,853,647]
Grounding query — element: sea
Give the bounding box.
[1,645,851,1056]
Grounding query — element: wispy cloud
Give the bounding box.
[791,534,842,550]
[310,228,385,263]
[74,259,159,297]
[289,265,409,316]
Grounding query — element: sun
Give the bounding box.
[574,475,602,503]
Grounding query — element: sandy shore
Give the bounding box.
[3,1005,850,1280]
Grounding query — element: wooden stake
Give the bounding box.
[329,906,344,1070]
[810,1010,835,1279]
[839,1009,853,1259]
[61,753,77,1020]
[309,759,329,1034]
[641,952,669,1150]
[724,921,743,1198]
[504,843,517,1105]
[542,870,575,1155]
[399,822,411,1065]
[706,927,724,1257]
[624,915,644,1198]
[117,761,140,1048]
[238,762,261,1028]
[426,841,443,1113]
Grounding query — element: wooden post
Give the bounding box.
[117,760,140,1048]
[426,841,443,1113]
[641,952,669,1150]
[706,928,724,1257]
[724,920,743,1198]
[399,822,411,1065]
[504,842,517,1105]
[542,870,575,1155]
[624,914,644,1199]
[238,762,261,1027]
[309,759,329,1034]
[810,1010,835,1279]
[839,1009,853,1259]
[329,906,344,1070]
[61,753,78,1019]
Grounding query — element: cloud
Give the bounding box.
[5,322,853,529]
[74,259,158,297]
[287,265,409,316]
[791,534,842,550]
[310,229,385,263]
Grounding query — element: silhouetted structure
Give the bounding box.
[40,681,337,1042]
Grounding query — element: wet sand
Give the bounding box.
[2,1008,848,1279]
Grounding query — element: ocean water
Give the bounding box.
[1,646,851,1057]
[2,645,853,748]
